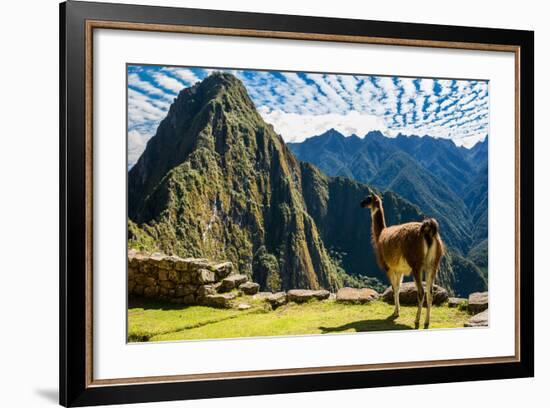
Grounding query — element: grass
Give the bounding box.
[128,296,472,342]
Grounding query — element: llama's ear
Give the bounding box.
[367,186,373,195]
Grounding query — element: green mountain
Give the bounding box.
[467,239,488,281]
[389,134,479,195]
[299,162,425,282]
[289,129,397,183]
[369,151,473,254]
[129,73,341,291]
[438,248,487,297]
[288,130,488,254]
[288,129,489,296]
[463,164,488,247]
[128,73,486,296]
[467,137,489,172]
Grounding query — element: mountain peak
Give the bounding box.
[319,128,345,138]
[128,72,350,291]
[173,72,254,112]
[364,130,385,139]
[471,135,488,148]
[129,72,263,214]
[198,71,243,91]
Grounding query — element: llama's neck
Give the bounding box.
[371,205,386,243]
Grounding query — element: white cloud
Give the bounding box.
[439,97,456,111]
[128,129,150,168]
[258,107,388,143]
[401,78,417,97]
[161,68,201,85]
[305,74,349,113]
[127,89,168,123]
[127,87,172,166]
[128,73,173,100]
[151,72,186,93]
[126,67,490,156]
[339,75,360,96]
[438,79,454,95]
[452,133,488,148]
[420,78,434,93]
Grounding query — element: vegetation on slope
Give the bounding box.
[289,129,489,296]
[468,239,488,281]
[128,73,340,291]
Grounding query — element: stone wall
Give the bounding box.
[128,251,383,309]
[128,250,486,326]
[128,250,258,306]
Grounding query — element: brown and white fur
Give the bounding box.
[360,190,444,328]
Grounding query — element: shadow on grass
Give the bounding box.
[319,318,413,333]
[128,296,190,311]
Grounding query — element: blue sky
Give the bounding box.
[128,65,489,167]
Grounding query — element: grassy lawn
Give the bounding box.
[128,296,472,342]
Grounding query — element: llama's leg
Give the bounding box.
[424,268,435,329]
[391,273,403,318]
[413,269,425,329]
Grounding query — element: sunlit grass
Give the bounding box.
[128,297,471,342]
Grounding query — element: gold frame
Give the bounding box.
[84,20,521,388]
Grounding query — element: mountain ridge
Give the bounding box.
[288,127,488,257]
[128,73,487,296]
[129,73,339,291]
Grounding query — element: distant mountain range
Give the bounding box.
[288,129,488,271]
[128,73,487,296]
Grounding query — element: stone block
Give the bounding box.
[220,274,248,292]
[267,292,287,308]
[159,280,175,289]
[336,287,378,304]
[183,294,195,304]
[210,261,233,279]
[468,292,489,314]
[465,309,489,327]
[203,293,238,308]
[448,297,467,308]
[382,282,448,306]
[158,269,168,281]
[197,269,216,284]
[287,289,330,303]
[239,281,260,295]
[143,286,158,298]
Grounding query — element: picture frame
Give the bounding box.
[59,0,534,406]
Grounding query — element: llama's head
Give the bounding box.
[360,189,381,210]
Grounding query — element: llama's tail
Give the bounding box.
[421,218,440,248]
[421,218,444,279]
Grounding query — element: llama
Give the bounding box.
[360,189,444,328]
